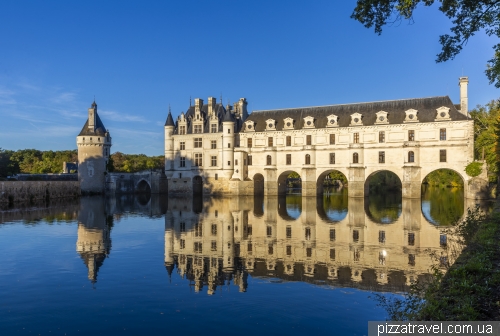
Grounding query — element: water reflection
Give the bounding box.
[421,186,464,225]
[163,193,469,295]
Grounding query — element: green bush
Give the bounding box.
[465,162,483,177]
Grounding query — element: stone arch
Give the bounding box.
[316,169,348,195]
[136,179,151,194]
[421,168,465,186]
[277,170,301,195]
[193,175,203,195]
[253,173,264,196]
[364,170,402,196]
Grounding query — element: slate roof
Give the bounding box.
[245,96,467,132]
[164,112,175,126]
[78,110,108,136]
[174,103,244,134]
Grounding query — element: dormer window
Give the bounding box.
[375,111,389,125]
[283,117,294,130]
[245,120,255,132]
[266,119,276,131]
[404,109,419,123]
[303,116,315,129]
[349,113,363,126]
[435,106,451,121]
[326,114,338,127]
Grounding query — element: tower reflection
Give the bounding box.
[76,197,112,284]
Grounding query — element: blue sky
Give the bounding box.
[0,1,497,156]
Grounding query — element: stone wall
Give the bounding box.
[0,181,80,205]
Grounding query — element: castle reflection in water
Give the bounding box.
[73,191,482,293]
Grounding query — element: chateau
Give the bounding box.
[164,77,486,198]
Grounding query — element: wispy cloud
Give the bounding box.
[0,87,16,105]
[99,110,148,123]
[51,92,78,104]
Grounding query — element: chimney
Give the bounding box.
[88,102,96,130]
[208,97,216,115]
[459,76,468,116]
[194,98,203,114]
[238,98,248,120]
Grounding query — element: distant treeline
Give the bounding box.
[0,149,165,178]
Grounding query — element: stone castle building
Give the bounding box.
[77,101,112,194]
[165,77,486,198]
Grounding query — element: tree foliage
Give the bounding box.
[109,152,164,173]
[470,99,500,181]
[465,161,483,177]
[351,0,500,87]
[423,169,463,186]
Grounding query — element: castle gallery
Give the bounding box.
[162,77,485,199]
[76,76,488,198]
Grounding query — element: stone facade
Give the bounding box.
[165,77,488,199]
[77,101,112,194]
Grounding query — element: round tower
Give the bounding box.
[222,110,235,179]
[76,101,112,194]
[164,109,175,178]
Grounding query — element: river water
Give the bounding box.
[0,187,488,335]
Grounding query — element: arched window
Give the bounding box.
[353,152,359,164]
[408,151,415,163]
[266,155,272,165]
[305,154,311,164]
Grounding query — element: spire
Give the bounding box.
[223,109,234,122]
[165,107,175,127]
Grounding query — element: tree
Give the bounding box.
[351,1,500,87]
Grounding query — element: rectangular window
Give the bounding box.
[180,222,186,232]
[408,254,416,266]
[215,174,218,180]
[268,137,273,147]
[330,134,335,145]
[306,248,312,258]
[179,126,186,135]
[211,156,217,167]
[235,159,238,166]
[211,224,217,235]
[266,226,272,237]
[246,225,252,236]
[180,239,185,249]
[379,131,385,143]
[353,230,359,242]
[194,125,202,134]
[440,149,447,162]
[266,155,272,165]
[247,243,252,253]
[286,245,292,256]
[247,138,252,148]
[211,124,217,133]
[194,223,202,237]
[408,130,415,141]
[330,248,335,260]
[227,128,231,134]
[268,244,273,255]
[379,151,385,163]
[286,226,292,239]
[440,128,446,140]
[305,228,311,240]
[211,140,216,149]
[379,251,386,265]
[286,136,291,146]
[353,133,359,144]
[194,242,202,253]
[180,157,186,167]
[194,138,202,148]
[227,160,231,166]
[286,154,291,165]
[330,153,335,164]
[194,153,203,167]
[379,230,386,243]
[408,232,415,246]
[180,142,185,150]
[329,229,335,241]
[248,155,252,166]
[228,143,231,148]
[211,241,217,251]
[306,135,312,145]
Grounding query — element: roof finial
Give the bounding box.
[190,96,192,107]
[169,104,171,114]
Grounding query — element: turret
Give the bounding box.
[164,214,174,281]
[164,108,175,177]
[76,101,112,194]
[222,110,235,179]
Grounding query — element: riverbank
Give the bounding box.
[418,203,500,320]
